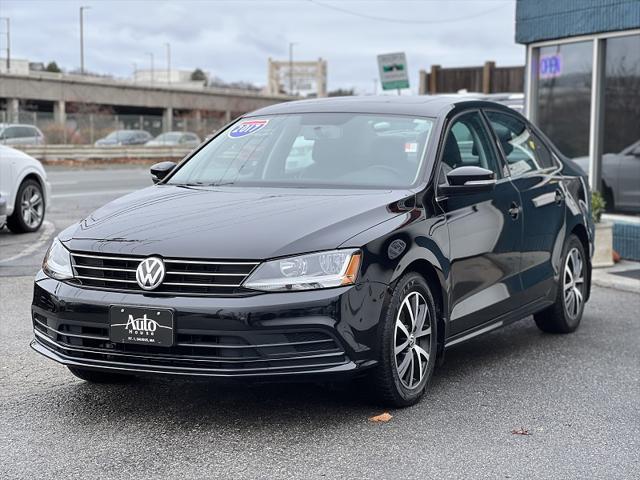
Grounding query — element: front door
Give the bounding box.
[484,110,567,303]
[436,110,523,336]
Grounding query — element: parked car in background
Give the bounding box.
[0,124,45,146]
[95,130,152,146]
[572,140,640,213]
[146,131,201,147]
[0,145,50,233]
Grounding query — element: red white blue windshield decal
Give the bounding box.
[228,119,269,138]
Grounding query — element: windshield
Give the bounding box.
[167,113,434,188]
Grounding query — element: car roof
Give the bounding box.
[245,95,518,119]
[0,123,40,129]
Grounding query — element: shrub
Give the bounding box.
[591,191,606,223]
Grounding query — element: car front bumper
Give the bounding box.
[31,272,387,379]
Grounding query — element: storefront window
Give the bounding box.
[603,34,640,212]
[535,41,593,158]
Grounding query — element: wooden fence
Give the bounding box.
[418,62,524,95]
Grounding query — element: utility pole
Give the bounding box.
[79,6,90,75]
[165,43,171,84]
[288,42,297,95]
[146,52,154,83]
[1,17,10,72]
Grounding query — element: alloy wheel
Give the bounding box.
[563,247,584,320]
[394,291,432,389]
[20,184,44,229]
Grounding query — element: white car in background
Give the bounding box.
[0,123,46,146]
[146,131,201,147]
[0,145,50,233]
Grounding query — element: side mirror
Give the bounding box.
[439,166,496,195]
[150,161,177,184]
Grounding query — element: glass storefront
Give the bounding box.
[536,41,593,158]
[603,33,640,211]
[530,33,640,213]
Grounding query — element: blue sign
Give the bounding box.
[539,54,562,79]
[228,119,269,138]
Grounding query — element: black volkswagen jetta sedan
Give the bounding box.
[32,96,594,407]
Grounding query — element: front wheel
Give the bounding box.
[367,272,438,407]
[534,234,587,333]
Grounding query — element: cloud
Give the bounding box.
[2,0,523,93]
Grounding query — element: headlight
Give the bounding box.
[42,238,73,280]
[243,249,361,292]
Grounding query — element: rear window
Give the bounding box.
[167,113,434,189]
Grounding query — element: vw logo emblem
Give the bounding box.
[136,257,166,290]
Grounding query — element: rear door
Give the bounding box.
[484,110,566,303]
[436,110,524,335]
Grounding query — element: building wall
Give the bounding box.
[516,0,640,44]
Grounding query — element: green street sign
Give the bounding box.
[377,52,409,91]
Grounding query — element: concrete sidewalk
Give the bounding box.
[592,260,640,294]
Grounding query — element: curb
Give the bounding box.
[591,273,640,295]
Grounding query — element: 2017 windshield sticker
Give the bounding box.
[228,119,269,138]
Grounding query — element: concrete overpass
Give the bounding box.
[0,72,292,130]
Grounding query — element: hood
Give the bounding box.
[62,185,413,259]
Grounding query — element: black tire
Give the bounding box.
[67,366,134,383]
[534,234,587,334]
[366,272,438,408]
[7,178,45,233]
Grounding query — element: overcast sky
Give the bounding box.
[0,0,523,93]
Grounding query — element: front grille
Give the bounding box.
[69,251,258,296]
[32,313,348,375]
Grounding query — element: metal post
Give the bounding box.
[89,113,94,144]
[588,38,606,192]
[0,17,10,72]
[79,6,90,75]
[147,52,154,84]
[524,45,539,123]
[165,43,171,84]
[288,42,297,95]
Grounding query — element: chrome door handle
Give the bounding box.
[508,202,520,219]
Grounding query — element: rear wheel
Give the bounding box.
[7,178,45,233]
[367,272,437,407]
[67,366,134,383]
[534,235,587,333]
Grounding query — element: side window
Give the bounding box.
[3,127,18,139]
[485,111,557,177]
[23,126,37,138]
[439,111,501,185]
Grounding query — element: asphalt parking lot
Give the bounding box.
[1,165,639,479]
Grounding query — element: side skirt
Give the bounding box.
[444,297,553,349]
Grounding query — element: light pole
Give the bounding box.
[146,52,154,83]
[288,42,297,95]
[79,6,90,75]
[165,43,171,84]
[0,17,9,72]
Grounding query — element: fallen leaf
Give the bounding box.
[369,412,393,423]
[511,427,531,436]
